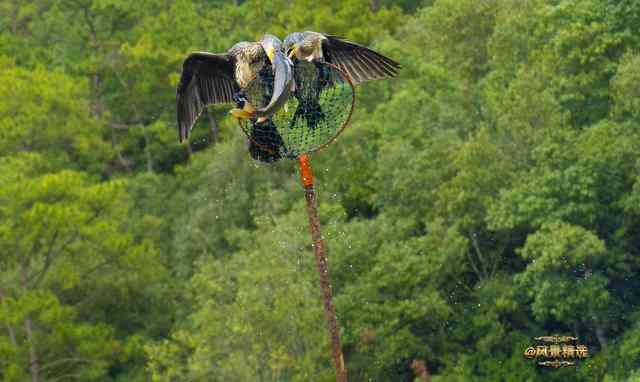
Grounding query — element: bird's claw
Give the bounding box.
[230,108,254,119]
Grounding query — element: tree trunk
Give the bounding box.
[0,288,17,346]
[594,319,608,348]
[411,359,431,382]
[206,110,220,144]
[11,0,19,34]
[21,263,39,382]
[185,139,193,160]
[25,315,39,382]
[143,126,154,172]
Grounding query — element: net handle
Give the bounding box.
[237,62,356,159]
[298,154,348,382]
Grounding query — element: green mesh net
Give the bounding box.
[239,61,355,162]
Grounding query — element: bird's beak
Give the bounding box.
[267,46,276,64]
[288,45,298,60]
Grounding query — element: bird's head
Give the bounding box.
[284,32,304,60]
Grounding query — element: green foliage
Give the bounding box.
[2,0,640,381]
[0,153,167,380]
[517,222,609,323]
[612,52,640,121]
[0,61,112,175]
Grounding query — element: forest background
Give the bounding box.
[1,0,640,381]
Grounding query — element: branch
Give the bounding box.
[81,5,99,49]
[28,229,60,286]
[41,357,94,372]
[108,121,151,130]
[78,259,112,280]
[108,122,135,130]
[30,232,79,288]
[465,249,483,281]
[47,372,85,382]
[30,208,105,288]
[470,232,489,279]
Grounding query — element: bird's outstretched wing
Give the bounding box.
[322,35,400,84]
[177,52,239,142]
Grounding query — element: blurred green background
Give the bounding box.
[1,0,640,381]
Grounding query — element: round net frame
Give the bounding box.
[239,61,355,160]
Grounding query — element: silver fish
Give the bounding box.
[230,34,296,123]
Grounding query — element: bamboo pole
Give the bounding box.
[298,154,347,382]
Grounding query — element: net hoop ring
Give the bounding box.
[237,62,356,159]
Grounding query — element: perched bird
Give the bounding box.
[176,34,293,162]
[230,37,296,124]
[284,31,400,129]
[246,62,286,162]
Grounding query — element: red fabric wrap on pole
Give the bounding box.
[299,154,314,189]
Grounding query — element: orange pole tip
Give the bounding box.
[298,154,314,189]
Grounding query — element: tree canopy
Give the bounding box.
[1,0,639,381]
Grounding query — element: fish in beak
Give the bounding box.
[231,35,295,123]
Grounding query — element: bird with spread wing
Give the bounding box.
[284,31,400,129]
[176,32,399,162]
[176,34,294,162]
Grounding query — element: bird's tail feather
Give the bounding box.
[248,119,283,163]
